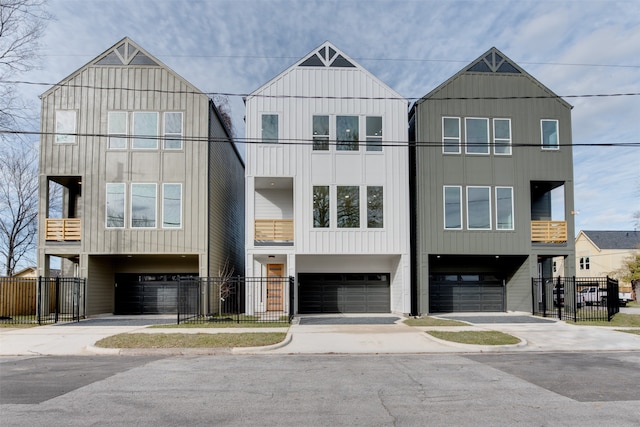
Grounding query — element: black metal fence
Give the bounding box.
[177,276,294,324]
[0,277,86,325]
[532,276,620,322]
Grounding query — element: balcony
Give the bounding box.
[45,218,81,241]
[531,220,567,243]
[255,219,294,244]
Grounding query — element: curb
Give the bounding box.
[232,331,293,354]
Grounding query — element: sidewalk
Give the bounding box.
[1,313,639,356]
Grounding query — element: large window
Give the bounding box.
[467,186,491,229]
[108,112,127,149]
[132,112,158,149]
[444,186,462,229]
[495,187,514,230]
[366,117,383,152]
[541,119,559,150]
[106,183,125,228]
[162,183,182,228]
[367,186,383,228]
[465,118,489,154]
[55,110,76,144]
[261,114,278,143]
[131,183,156,228]
[493,119,511,155]
[336,116,359,151]
[312,115,329,151]
[443,117,461,154]
[163,112,183,150]
[313,186,330,227]
[337,186,360,227]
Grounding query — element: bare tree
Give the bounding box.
[0,142,38,276]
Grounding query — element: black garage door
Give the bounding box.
[114,273,196,314]
[429,274,505,313]
[298,273,390,314]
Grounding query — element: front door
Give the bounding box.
[266,264,284,311]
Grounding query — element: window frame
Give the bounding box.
[336,115,360,152]
[541,119,559,150]
[337,185,360,228]
[442,117,461,154]
[261,113,279,143]
[312,185,331,228]
[495,186,514,230]
[108,111,128,149]
[132,112,159,150]
[466,186,492,230]
[366,186,384,228]
[162,183,182,229]
[130,183,157,228]
[443,186,463,230]
[55,110,77,144]
[493,118,512,155]
[465,117,490,155]
[163,112,183,150]
[105,183,126,228]
[312,115,330,151]
[365,116,383,152]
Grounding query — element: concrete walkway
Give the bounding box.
[1,312,639,356]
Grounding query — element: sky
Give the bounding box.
[15,0,640,233]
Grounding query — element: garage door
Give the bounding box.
[298,273,390,314]
[114,273,195,314]
[429,274,504,313]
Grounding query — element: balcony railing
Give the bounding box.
[45,218,81,241]
[255,219,294,242]
[531,220,567,243]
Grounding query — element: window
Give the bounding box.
[367,186,383,228]
[313,186,330,227]
[493,119,511,155]
[312,116,329,151]
[337,186,359,227]
[131,183,156,228]
[106,183,125,228]
[132,112,158,149]
[366,116,383,152]
[495,187,514,230]
[261,114,278,143]
[164,112,183,150]
[443,117,460,154]
[55,110,76,143]
[541,119,559,150]
[108,112,127,149]
[162,184,182,228]
[580,257,591,270]
[336,116,359,151]
[465,118,489,154]
[444,186,462,229]
[467,186,491,229]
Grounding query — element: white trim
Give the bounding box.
[105,183,126,229]
[493,118,512,155]
[466,186,492,230]
[443,185,463,230]
[162,183,182,229]
[130,183,157,228]
[465,117,490,155]
[442,116,461,154]
[495,186,514,230]
[541,119,560,150]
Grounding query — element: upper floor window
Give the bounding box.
[541,119,559,150]
[442,117,461,154]
[336,116,359,151]
[55,110,76,144]
[132,112,159,149]
[366,117,383,152]
[261,114,278,143]
[579,257,590,270]
[443,186,462,230]
[495,187,514,230]
[313,185,330,227]
[131,183,157,228]
[467,186,491,230]
[337,186,360,227]
[108,112,127,149]
[163,112,183,150]
[493,119,512,155]
[106,183,125,228]
[312,116,329,151]
[162,183,182,228]
[465,118,489,155]
[367,186,384,228]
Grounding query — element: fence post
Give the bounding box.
[37,276,42,325]
[54,277,60,323]
[555,276,562,320]
[236,275,241,323]
[572,276,577,323]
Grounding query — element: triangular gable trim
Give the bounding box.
[94,39,159,66]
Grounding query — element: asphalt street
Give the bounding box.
[2,352,639,426]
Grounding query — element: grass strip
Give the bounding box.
[404,317,467,327]
[571,313,640,327]
[95,332,287,349]
[426,330,520,345]
[149,322,289,329]
[615,329,640,335]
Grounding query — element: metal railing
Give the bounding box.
[254,219,294,241]
[532,276,619,322]
[0,277,86,325]
[45,218,81,241]
[531,220,567,243]
[177,276,294,324]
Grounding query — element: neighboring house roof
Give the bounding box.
[12,267,37,278]
[411,46,572,112]
[577,230,640,250]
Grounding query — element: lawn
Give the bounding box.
[572,312,640,327]
[95,332,287,349]
[150,321,289,329]
[426,330,521,345]
[403,316,467,327]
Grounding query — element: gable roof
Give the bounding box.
[413,46,572,110]
[248,41,406,101]
[578,230,640,250]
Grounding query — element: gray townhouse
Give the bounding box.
[37,37,244,315]
[409,47,576,314]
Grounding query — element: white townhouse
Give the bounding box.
[244,42,411,315]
